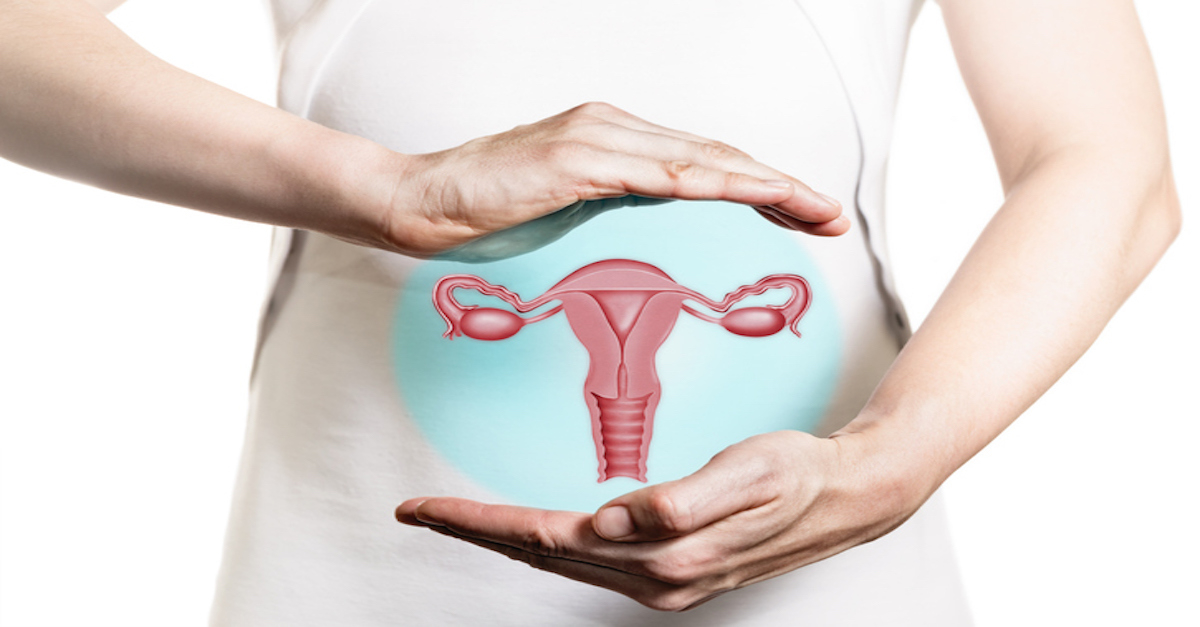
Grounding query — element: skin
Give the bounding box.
[0,0,1180,615]
[0,0,847,258]
[397,0,1182,612]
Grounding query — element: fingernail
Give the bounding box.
[816,192,841,209]
[595,505,636,539]
[761,179,793,190]
[413,505,443,527]
[396,499,428,524]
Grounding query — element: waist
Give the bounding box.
[255,200,898,511]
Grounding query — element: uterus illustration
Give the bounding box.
[432,259,811,482]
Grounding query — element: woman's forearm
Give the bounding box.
[0,0,395,241]
[0,0,851,257]
[835,149,1181,495]
[834,0,1184,500]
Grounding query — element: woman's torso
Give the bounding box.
[211,1,972,624]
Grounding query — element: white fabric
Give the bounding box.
[213,1,973,624]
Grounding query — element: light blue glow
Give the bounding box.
[392,200,841,513]
[435,195,673,263]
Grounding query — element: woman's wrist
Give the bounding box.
[259,120,413,249]
[829,408,956,513]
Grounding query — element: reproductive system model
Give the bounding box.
[432,259,811,483]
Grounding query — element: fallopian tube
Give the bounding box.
[432,259,811,482]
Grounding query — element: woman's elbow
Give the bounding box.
[1125,154,1182,273]
[1147,157,1182,249]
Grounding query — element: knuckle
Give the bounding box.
[646,490,692,534]
[574,100,616,116]
[506,122,533,135]
[723,169,750,190]
[708,442,783,497]
[724,435,779,471]
[520,516,564,558]
[748,449,781,483]
[698,141,738,162]
[713,140,749,158]
[744,449,784,493]
[560,181,601,204]
[457,135,489,152]
[663,160,697,182]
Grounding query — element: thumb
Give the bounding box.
[592,446,775,542]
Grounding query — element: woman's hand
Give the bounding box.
[395,430,930,612]
[0,4,843,258]
[372,102,848,258]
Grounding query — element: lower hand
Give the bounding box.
[365,101,848,258]
[395,430,928,611]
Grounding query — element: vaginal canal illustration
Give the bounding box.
[432,259,812,482]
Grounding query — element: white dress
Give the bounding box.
[211,0,973,624]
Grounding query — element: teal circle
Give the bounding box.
[391,200,841,512]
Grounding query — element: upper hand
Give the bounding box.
[368,101,848,258]
[395,430,928,612]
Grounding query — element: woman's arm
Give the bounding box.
[0,0,405,243]
[395,0,1181,611]
[0,0,394,242]
[0,0,846,256]
[837,0,1181,490]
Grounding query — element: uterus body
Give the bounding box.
[432,259,811,482]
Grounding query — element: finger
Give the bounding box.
[757,204,852,236]
[424,521,696,605]
[424,525,720,612]
[395,498,429,525]
[757,205,827,231]
[754,206,799,230]
[592,445,781,542]
[569,148,849,234]
[786,212,851,236]
[567,148,791,204]
[401,497,641,567]
[565,122,845,228]
[769,190,845,233]
[403,497,772,586]
[548,103,848,234]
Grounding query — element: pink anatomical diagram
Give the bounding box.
[432,259,812,482]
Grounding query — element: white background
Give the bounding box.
[0,1,1195,625]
